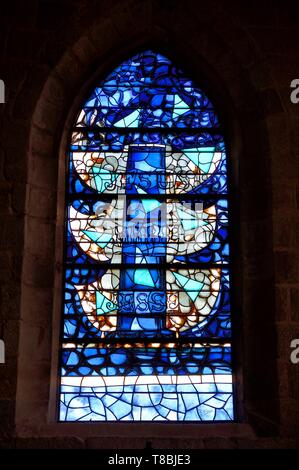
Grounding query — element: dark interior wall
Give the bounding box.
[0,0,299,449]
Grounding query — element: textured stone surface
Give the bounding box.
[0,0,298,449]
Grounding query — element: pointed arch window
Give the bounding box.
[59,51,234,421]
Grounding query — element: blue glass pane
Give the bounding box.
[60,50,233,422]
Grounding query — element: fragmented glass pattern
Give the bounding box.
[59,51,234,421]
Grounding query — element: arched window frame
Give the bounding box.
[58,50,236,423]
[15,17,279,437]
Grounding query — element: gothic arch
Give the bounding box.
[16,2,283,442]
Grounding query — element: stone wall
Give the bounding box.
[0,0,299,448]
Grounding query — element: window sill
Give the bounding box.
[16,421,256,440]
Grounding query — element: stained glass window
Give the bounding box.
[59,51,234,421]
